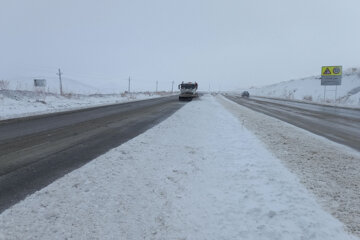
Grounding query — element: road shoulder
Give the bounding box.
[217,95,360,236]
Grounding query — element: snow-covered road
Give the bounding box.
[0,90,171,120]
[224,94,360,151]
[0,95,357,240]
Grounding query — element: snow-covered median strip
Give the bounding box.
[0,95,357,240]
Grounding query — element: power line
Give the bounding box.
[61,77,99,90]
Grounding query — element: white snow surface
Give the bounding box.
[0,90,173,120]
[246,68,360,107]
[0,95,357,240]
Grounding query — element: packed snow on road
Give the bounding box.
[0,95,357,240]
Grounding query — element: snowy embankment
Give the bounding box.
[0,90,173,120]
[247,68,360,107]
[0,95,357,240]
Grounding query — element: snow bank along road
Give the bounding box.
[219,95,360,236]
[224,94,360,151]
[0,95,357,240]
[0,95,185,212]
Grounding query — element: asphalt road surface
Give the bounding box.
[224,94,360,152]
[0,96,185,212]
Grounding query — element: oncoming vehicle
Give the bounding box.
[178,82,198,101]
[241,91,250,98]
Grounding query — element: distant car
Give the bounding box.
[241,91,250,97]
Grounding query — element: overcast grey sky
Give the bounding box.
[1,0,360,92]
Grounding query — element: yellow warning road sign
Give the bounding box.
[321,65,342,86]
[321,66,342,76]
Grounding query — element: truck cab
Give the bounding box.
[178,82,198,101]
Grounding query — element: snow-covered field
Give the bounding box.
[0,95,357,240]
[246,67,360,107]
[0,90,174,120]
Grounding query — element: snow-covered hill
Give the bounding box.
[248,68,360,107]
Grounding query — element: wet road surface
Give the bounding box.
[0,96,185,212]
[224,94,360,151]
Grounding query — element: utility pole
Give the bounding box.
[171,81,174,93]
[57,68,63,95]
[128,76,131,93]
[156,81,158,93]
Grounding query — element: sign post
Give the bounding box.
[321,66,342,103]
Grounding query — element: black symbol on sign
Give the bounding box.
[323,68,331,75]
[333,67,341,74]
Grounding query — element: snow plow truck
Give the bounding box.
[178,82,198,101]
